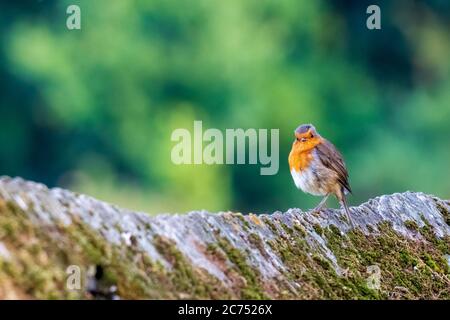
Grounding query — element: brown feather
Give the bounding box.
[315,139,352,194]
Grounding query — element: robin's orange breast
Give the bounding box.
[289,149,330,196]
[288,148,314,172]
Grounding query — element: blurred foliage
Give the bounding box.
[0,0,449,214]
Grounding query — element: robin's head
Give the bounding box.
[292,124,322,153]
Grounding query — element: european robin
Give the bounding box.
[288,124,355,227]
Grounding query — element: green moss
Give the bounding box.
[328,224,342,237]
[263,218,278,234]
[313,224,323,235]
[65,218,159,299]
[330,222,448,298]
[280,223,295,237]
[293,223,307,237]
[422,253,441,272]
[1,200,207,299]
[312,255,332,270]
[1,196,449,300]
[153,235,229,299]
[434,200,450,226]
[404,220,419,231]
[263,217,450,299]
[0,201,69,299]
[248,233,267,257]
[235,213,250,230]
[216,236,267,299]
[399,250,418,267]
[418,219,450,255]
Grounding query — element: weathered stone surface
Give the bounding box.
[0,176,449,299]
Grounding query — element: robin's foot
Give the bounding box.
[311,205,326,217]
[342,207,356,228]
[310,194,329,216]
[311,210,321,217]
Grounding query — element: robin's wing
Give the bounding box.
[315,139,352,194]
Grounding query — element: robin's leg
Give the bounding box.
[311,194,329,214]
[336,191,355,228]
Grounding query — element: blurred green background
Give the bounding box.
[0,0,449,215]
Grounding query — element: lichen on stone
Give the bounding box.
[0,177,449,299]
